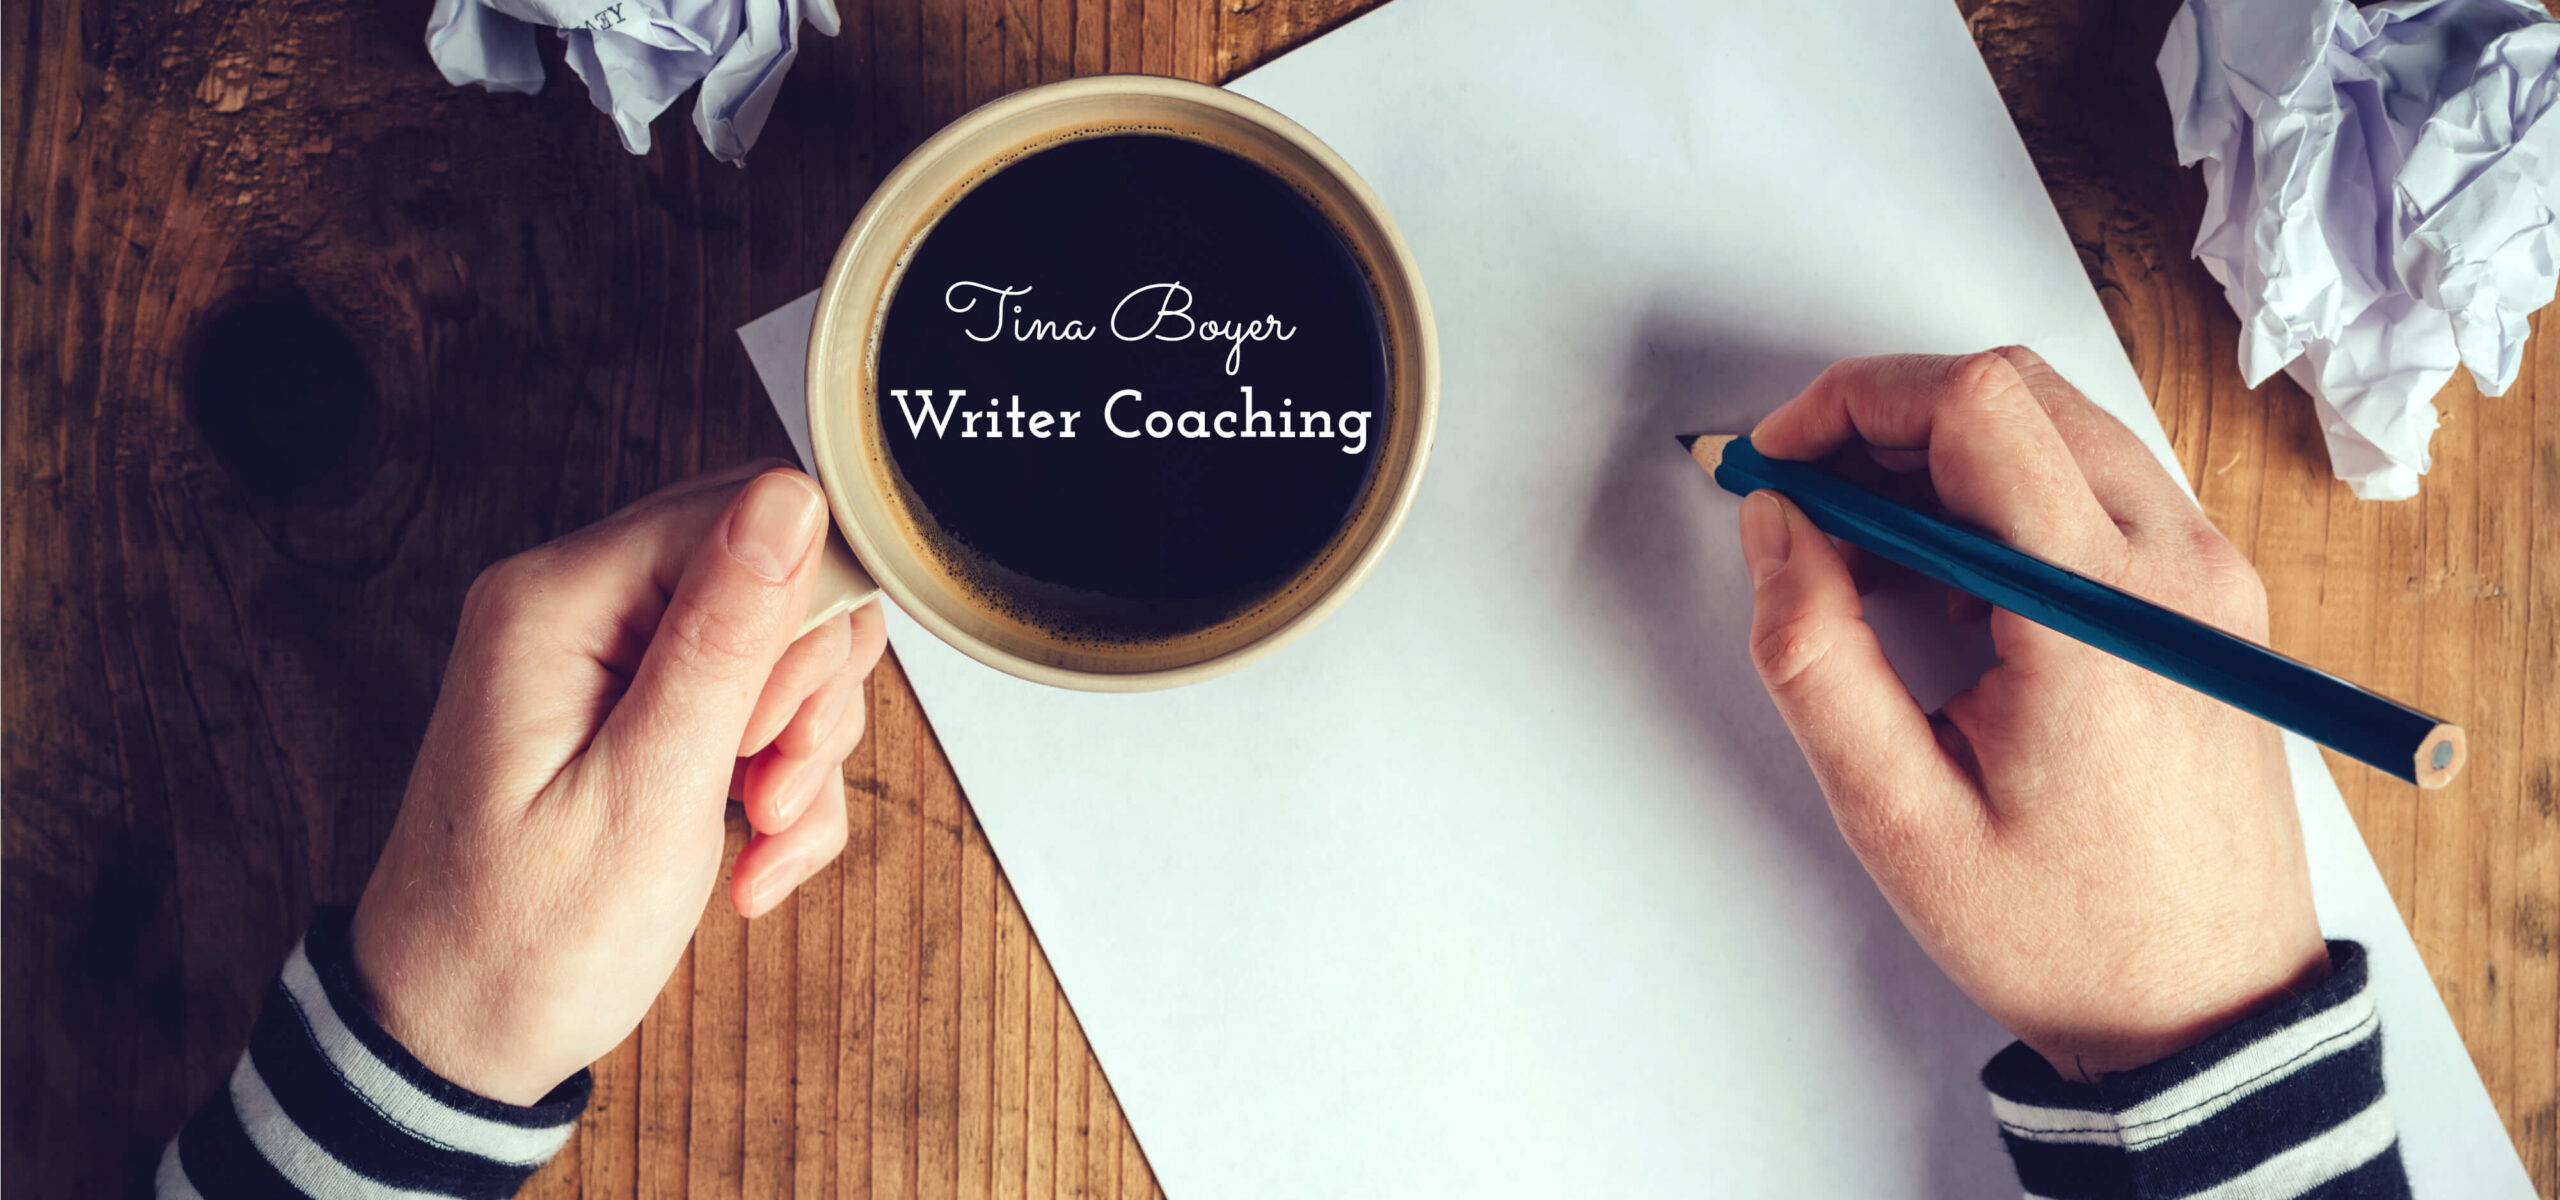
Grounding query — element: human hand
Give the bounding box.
[350,463,888,1104]
[1738,349,2326,1081]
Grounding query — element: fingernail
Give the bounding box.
[775,759,829,827]
[1741,491,1792,585]
[748,855,808,917]
[728,472,825,583]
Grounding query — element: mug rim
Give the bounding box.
[806,73,1438,692]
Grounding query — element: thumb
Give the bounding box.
[1740,491,1973,843]
[591,470,828,798]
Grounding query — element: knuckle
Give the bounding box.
[800,611,854,665]
[1945,349,2030,413]
[2172,523,2269,627]
[1807,358,1861,396]
[465,552,525,605]
[1751,611,1840,694]
[1990,343,2048,372]
[658,599,772,677]
[2207,563,2271,635]
[2082,530,2139,587]
[462,552,547,629]
[1991,345,2068,396]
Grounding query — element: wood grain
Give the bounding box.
[2,0,2552,1195]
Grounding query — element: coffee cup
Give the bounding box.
[793,74,1436,692]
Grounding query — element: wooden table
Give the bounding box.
[5,0,2553,1194]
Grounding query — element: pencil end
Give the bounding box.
[2415,723,2467,790]
[1678,433,1737,468]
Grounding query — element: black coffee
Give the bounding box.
[876,133,1391,644]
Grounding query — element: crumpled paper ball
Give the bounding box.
[2160,0,2560,500]
[427,0,841,165]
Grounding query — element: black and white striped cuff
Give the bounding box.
[156,908,590,1199]
[1980,941,2407,1200]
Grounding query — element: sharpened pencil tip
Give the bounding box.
[1678,434,1738,465]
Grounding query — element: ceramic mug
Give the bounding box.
[790,74,1436,691]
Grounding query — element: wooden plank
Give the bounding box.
[1039,0,1076,84]
[995,883,1034,1199]
[1004,0,1041,93]
[1109,0,1141,71]
[2187,313,2274,569]
[961,815,1001,1200]
[2514,313,2560,1191]
[1121,1121,1154,1200]
[2252,381,2333,685]
[825,2,889,1190]
[2360,468,2432,930]
[1026,937,1061,1199]
[2467,368,2533,1126]
[1087,1058,1121,1200]
[923,0,968,122]
[841,735,885,1200]
[1212,0,1372,81]
[2314,454,2386,860]
[797,816,845,1200]
[1090,1059,1121,1197]
[745,856,801,1195]
[872,658,927,1200]
[2418,379,2485,1068]
[1056,1002,1091,1199]
[586,1034,644,1198]
[1074,0,1109,75]
[917,723,967,1200]
[1140,0,1171,75]
[1172,0,1210,83]
[967,0,1009,107]
[639,943,696,1200]
[689,820,752,1200]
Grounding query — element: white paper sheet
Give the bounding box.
[741,0,2536,1192]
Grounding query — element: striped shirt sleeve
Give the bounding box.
[156,908,590,1200]
[1981,940,2408,1200]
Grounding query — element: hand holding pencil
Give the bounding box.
[1718,347,2330,1080]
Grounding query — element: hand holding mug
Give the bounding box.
[350,465,888,1104]
[1738,348,2327,1080]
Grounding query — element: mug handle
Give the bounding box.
[799,530,885,637]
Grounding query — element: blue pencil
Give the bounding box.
[1683,433,2465,789]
